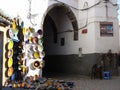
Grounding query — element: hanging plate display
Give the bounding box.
[22,28,26,35]
[8,49,13,58]
[21,21,24,29]
[33,52,40,59]
[32,37,38,44]
[37,29,43,35]
[7,67,13,77]
[11,73,16,81]
[30,61,41,70]
[38,37,43,45]
[12,20,16,29]
[28,36,33,43]
[33,61,41,68]
[33,45,38,52]
[8,28,19,41]
[38,45,43,52]
[40,51,45,58]
[8,29,14,39]
[8,58,13,67]
[21,66,28,74]
[29,45,34,51]
[8,40,14,49]
[29,27,35,33]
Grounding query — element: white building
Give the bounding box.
[41,0,119,75]
[0,0,119,85]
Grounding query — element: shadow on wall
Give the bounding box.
[43,53,100,76]
[43,52,119,77]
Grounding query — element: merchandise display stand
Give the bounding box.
[23,27,44,78]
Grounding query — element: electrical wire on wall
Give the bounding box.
[27,0,37,26]
[52,0,118,11]
[41,0,118,34]
[52,0,101,11]
[51,0,101,31]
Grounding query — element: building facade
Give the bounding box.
[1,0,119,86]
[41,0,119,75]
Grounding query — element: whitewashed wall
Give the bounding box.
[78,0,119,54]
[0,0,119,54]
[94,0,119,53]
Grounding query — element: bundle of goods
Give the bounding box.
[4,76,74,90]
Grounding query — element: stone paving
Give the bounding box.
[2,74,120,90]
[49,74,120,90]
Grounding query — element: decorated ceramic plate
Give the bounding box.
[8,58,13,67]
[37,29,43,35]
[32,37,38,44]
[7,67,13,77]
[38,44,43,52]
[33,61,40,68]
[8,49,13,58]
[30,61,40,70]
[38,37,43,45]
[33,52,40,59]
[8,40,14,49]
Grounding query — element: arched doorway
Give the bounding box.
[42,4,78,76]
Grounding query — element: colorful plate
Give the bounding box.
[7,67,13,77]
[30,61,41,70]
[8,29,14,39]
[38,45,43,52]
[32,37,38,44]
[8,58,13,67]
[38,37,43,45]
[8,40,14,49]
[37,29,43,35]
[40,51,45,58]
[8,49,13,58]
[33,52,40,59]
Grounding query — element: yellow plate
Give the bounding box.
[8,58,13,67]
[33,52,40,59]
[8,40,14,49]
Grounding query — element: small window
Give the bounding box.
[60,38,65,46]
[100,22,113,37]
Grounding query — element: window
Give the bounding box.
[100,22,113,36]
[60,38,65,46]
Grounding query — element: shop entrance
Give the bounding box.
[42,4,78,77]
[0,31,3,88]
